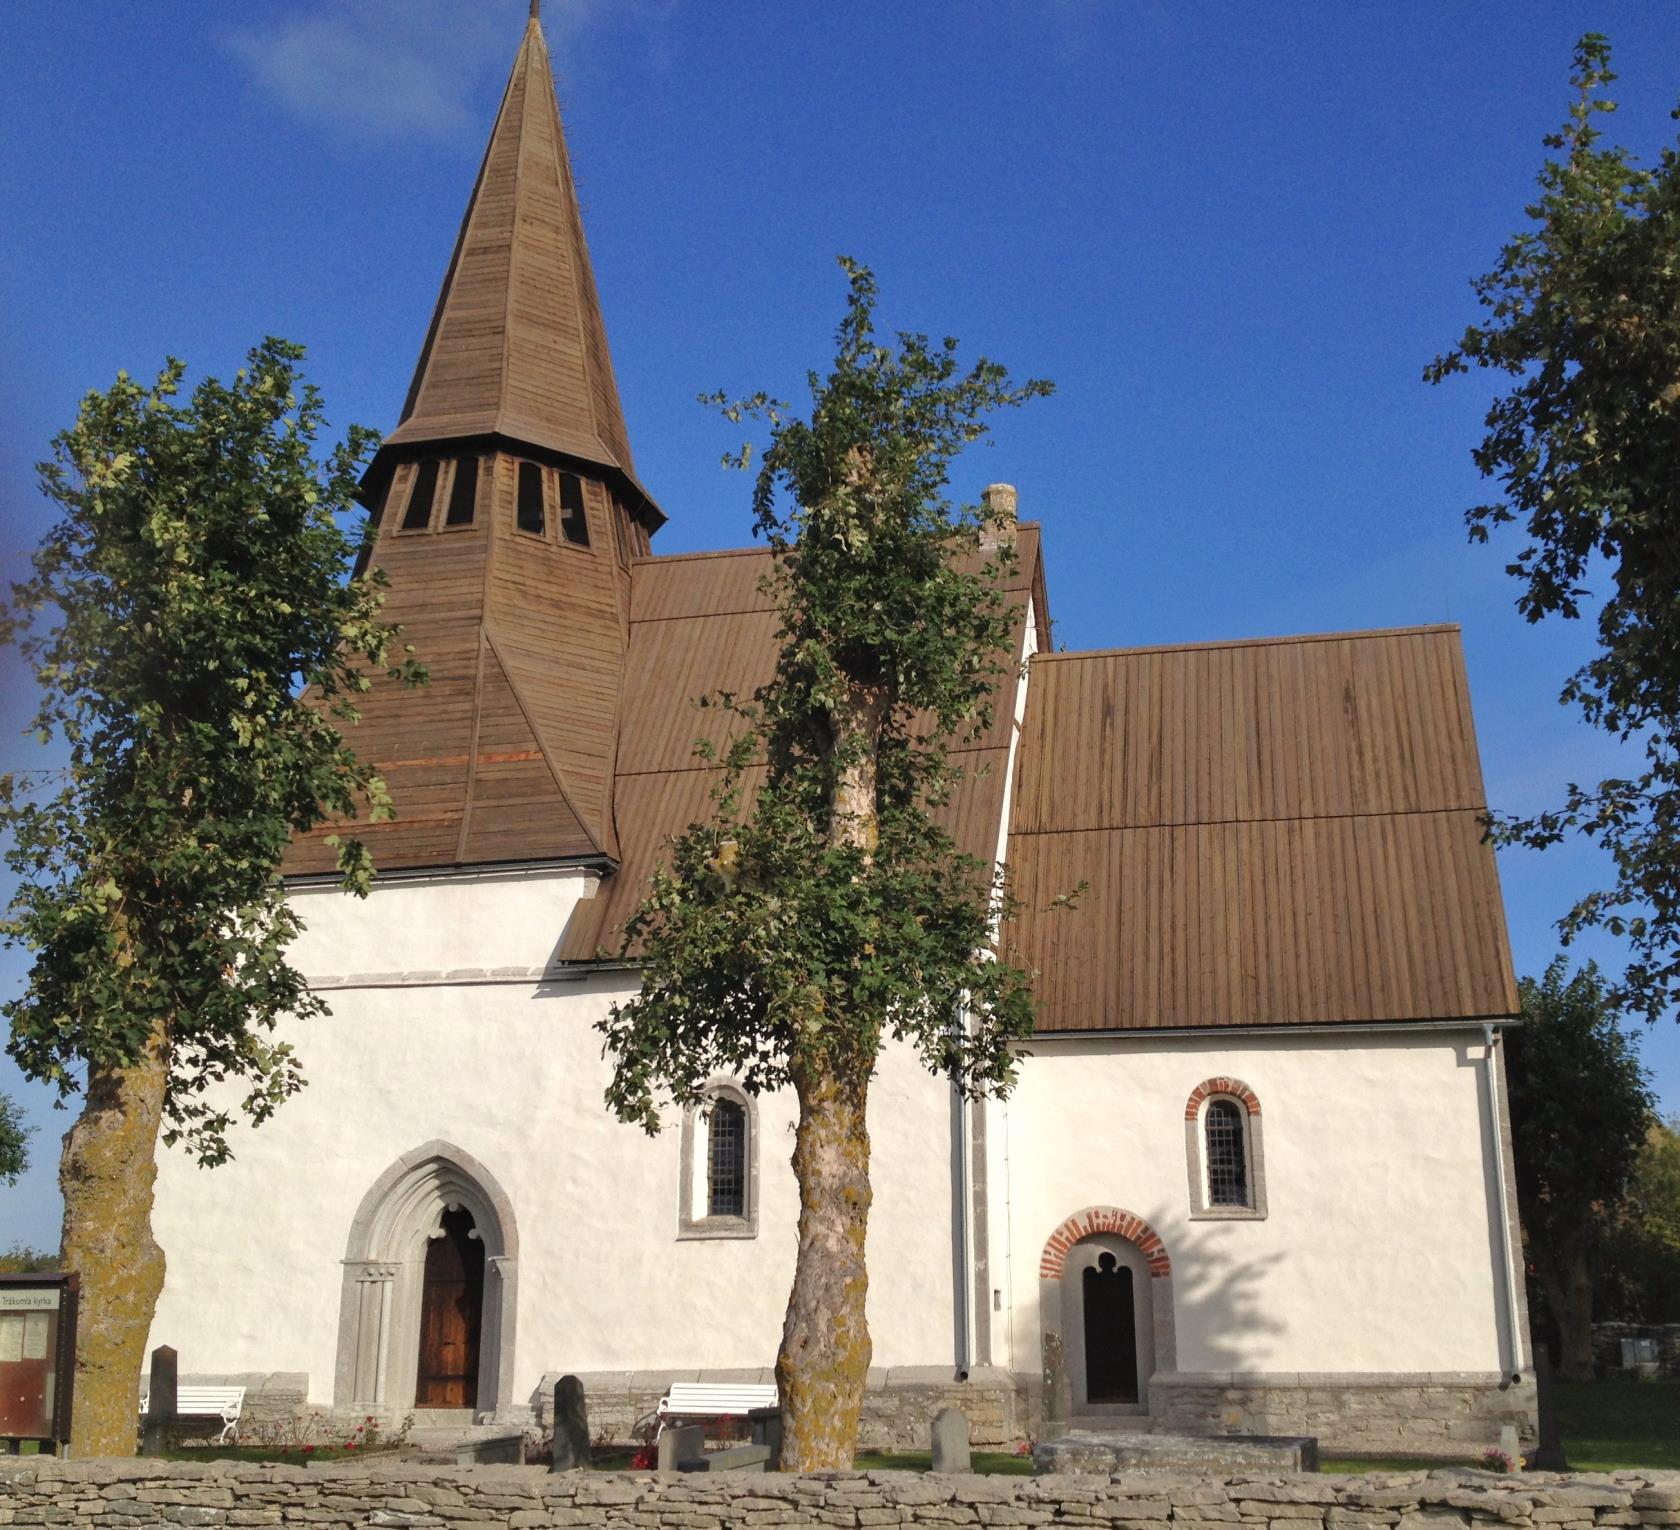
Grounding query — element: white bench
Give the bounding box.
[655,1382,777,1438]
[138,1383,246,1445]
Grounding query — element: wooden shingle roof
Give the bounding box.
[1002,626,1519,1031]
[555,529,1050,961]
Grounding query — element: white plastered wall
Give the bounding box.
[994,1028,1513,1378]
[146,867,959,1411]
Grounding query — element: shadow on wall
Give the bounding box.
[1159,1223,1288,1376]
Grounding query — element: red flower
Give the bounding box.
[346,1442,358,1451]
[303,1445,316,1455]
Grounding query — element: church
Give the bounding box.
[146,6,1535,1454]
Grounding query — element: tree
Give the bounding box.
[598,260,1052,1470]
[0,1244,59,1275]
[1426,34,1680,1024]
[0,339,419,1454]
[1598,1117,1680,1324]
[1505,958,1655,1378]
[0,1092,30,1184]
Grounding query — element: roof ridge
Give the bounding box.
[1035,623,1461,662]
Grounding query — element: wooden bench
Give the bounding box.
[138,1383,246,1445]
[655,1382,777,1438]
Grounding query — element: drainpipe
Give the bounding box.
[1482,1022,1525,1382]
[951,1043,973,1382]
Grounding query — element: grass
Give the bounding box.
[1553,1379,1680,1473]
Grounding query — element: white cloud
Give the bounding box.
[226,0,598,144]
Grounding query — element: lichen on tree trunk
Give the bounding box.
[58,1017,169,1456]
[775,1054,873,1471]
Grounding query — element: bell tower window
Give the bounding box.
[445,458,479,526]
[558,472,590,547]
[402,459,440,530]
[516,462,545,535]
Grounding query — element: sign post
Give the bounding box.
[0,1273,79,1456]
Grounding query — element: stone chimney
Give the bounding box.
[980,482,1018,552]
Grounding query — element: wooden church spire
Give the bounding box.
[373,6,660,526]
[285,8,658,878]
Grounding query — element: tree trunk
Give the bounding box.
[1554,1245,1596,1381]
[771,674,887,1469]
[58,1017,169,1456]
[775,1054,873,1471]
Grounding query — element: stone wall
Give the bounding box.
[1593,1325,1680,1377]
[532,1367,1020,1451]
[1,1460,1677,1529]
[1148,1373,1536,1454]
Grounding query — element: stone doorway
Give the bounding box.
[335,1141,519,1420]
[1037,1206,1176,1431]
[1065,1236,1154,1412]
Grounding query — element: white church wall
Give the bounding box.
[148,869,962,1414]
[1000,1027,1511,1378]
[283,864,599,979]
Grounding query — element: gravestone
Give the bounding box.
[748,1406,782,1471]
[549,1375,591,1472]
[1499,1423,1520,1467]
[931,1406,970,1473]
[657,1423,704,1473]
[140,1346,177,1457]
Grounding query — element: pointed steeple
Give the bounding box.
[373,6,662,526]
[285,11,662,878]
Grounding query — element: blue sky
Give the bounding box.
[3,0,1679,1248]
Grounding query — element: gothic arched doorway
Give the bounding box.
[334,1142,519,1420]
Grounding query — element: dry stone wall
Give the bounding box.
[1,1460,1677,1530]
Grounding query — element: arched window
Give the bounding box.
[707,1099,746,1217]
[1204,1100,1248,1207]
[678,1082,757,1239]
[1184,1077,1267,1219]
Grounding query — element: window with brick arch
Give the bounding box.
[1204,1099,1250,1208]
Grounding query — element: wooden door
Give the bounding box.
[416,1207,484,1408]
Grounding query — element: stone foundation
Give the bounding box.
[531,1366,1020,1450]
[1147,1372,1536,1453]
[186,1365,1538,1458]
[2,1459,1677,1529]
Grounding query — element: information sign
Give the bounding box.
[0,1274,78,1452]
